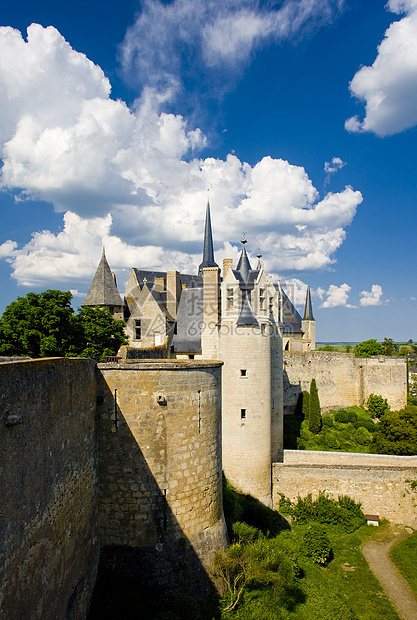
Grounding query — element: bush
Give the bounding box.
[355,419,376,432]
[302,390,310,420]
[355,426,371,445]
[334,410,349,423]
[289,492,366,532]
[322,415,333,427]
[323,431,340,450]
[309,379,321,434]
[301,524,332,565]
[366,393,390,419]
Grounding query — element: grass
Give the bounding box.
[390,531,417,597]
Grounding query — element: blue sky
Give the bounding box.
[0,0,416,342]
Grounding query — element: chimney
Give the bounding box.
[166,271,181,319]
[154,277,165,292]
[223,258,233,276]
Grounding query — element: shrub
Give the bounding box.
[323,431,340,450]
[334,410,349,423]
[232,522,260,544]
[355,427,371,445]
[366,393,390,419]
[302,390,310,420]
[355,419,376,432]
[301,524,332,565]
[322,415,333,427]
[309,379,321,434]
[289,492,365,532]
[347,411,358,424]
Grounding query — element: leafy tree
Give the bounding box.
[321,343,333,351]
[355,339,383,357]
[309,378,321,434]
[372,404,417,455]
[0,291,127,361]
[366,393,390,419]
[345,344,352,353]
[382,337,396,356]
[0,290,78,358]
[77,306,127,361]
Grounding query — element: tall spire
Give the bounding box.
[82,247,124,308]
[303,284,314,321]
[198,193,218,275]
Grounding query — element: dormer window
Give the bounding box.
[259,289,265,309]
[227,288,234,309]
[135,319,141,340]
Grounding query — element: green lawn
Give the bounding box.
[390,531,417,597]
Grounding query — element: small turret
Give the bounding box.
[301,284,315,350]
[198,196,218,276]
[82,248,124,320]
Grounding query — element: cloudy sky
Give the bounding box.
[0,0,416,342]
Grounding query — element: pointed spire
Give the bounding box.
[303,284,314,321]
[236,239,252,283]
[82,247,124,307]
[198,193,218,275]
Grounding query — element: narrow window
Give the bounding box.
[261,324,266,336]
[240,369,247,377]
[109,306,114,315]
[241,409,246,420]
[135,319,141,340]
[259,288,265,309]
[269,296,274,314]
[227,288,234,309]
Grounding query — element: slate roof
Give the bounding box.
[171,288,203,352]
[303,284,314,321]
[82,248,124,307]
[198,199,219,275]
[276,285,303,334]
[132,269,202,291]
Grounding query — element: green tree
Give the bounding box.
[372,404,417,455]
[382,337,396,356]
[301,524,332,565]
[321,343,333,351]
[0,290,78,358]
[355,339,383,357]
[0,291,127,361]
[345,344,352,353]
[302,390,310,420]
[77,306,127,361]
[366,393,390,419]
[309,379,321,434]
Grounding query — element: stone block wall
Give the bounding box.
[0,358,99,620]
[273,450,417,527]
[283,352,407,413]
[96,360,228,597]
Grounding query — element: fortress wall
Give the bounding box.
[273,450,417,527]
[283,352,407,413]
[96,360,228,596]
[0,358,99,620]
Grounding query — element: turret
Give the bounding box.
[82,248,124,320]
[198,196,218,276]
[301,284,315,351]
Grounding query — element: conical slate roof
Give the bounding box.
[82,248,123,307]
[303,284,314,321]
[198,198,218,275]
[236,241,252,283]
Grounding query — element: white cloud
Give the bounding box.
[346,0,417,136]
[0,24,362,288]
[121,0,345,92]
[281,278,308,306]
[359,284,384,306]
[324,156,346,185]
[320,283,356,308]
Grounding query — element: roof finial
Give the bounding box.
[241,231,247,245]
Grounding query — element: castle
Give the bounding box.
[82,200,407,506]
[1,203,413,620]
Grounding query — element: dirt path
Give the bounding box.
[362,525,417,620]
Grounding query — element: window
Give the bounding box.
[261,324,266,336]
[227,288,234,309]
[240,369,247,377]
[109,306,114,315]
[259,288,265,309]
[269,297,274,314]
[135,319,141,340]
[241,409,246,420]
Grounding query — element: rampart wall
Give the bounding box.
[96,360,228,597]
[273,450,417,527]
[0,358,99,620]
[283,352,407,413]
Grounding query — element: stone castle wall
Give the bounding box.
[0,358,99,620]
[283,352,407,413]
[96,360,228,597]
[273,450,417,527]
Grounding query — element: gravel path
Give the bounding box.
[362,525,417,620]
